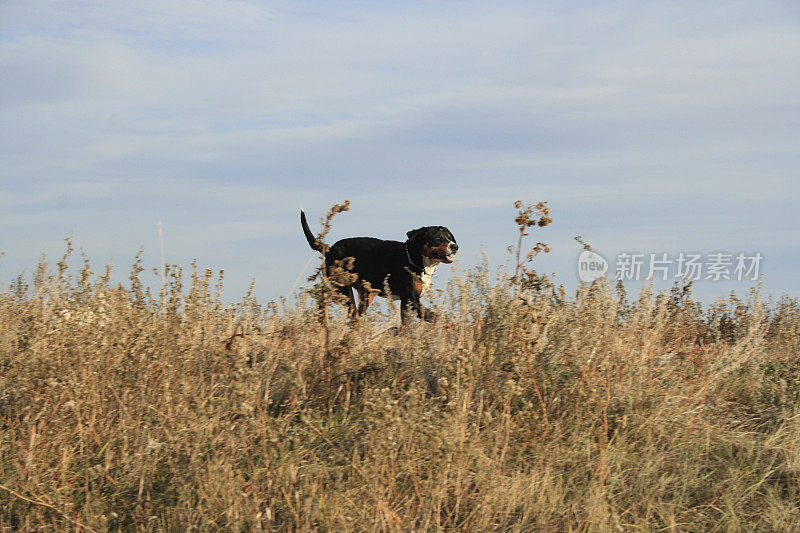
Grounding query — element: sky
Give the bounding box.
[1,0,798,307]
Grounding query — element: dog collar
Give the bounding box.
[405,242,424,271]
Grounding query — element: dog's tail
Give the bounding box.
[300,206,325,253]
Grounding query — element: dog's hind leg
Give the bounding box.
[356,281,378,317]
[357,289,377,317]
[337,285,358,317]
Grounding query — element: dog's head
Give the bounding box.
[406,226,458,264]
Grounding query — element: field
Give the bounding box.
[2,207,799,531]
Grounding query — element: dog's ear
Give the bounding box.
[406,227,427,241]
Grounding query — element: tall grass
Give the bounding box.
[1,214,799,531]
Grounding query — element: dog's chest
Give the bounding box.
[419,268,434,296]
[417,259,438,296]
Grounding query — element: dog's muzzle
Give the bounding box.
[445,242,458,262]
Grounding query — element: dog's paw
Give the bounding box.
[423,310,438,323]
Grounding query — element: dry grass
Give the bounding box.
[2,218,799,531]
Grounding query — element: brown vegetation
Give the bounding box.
[1,205,799,531]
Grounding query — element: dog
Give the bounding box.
[300,207,458,323]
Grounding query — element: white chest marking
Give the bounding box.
[419,256,440,296]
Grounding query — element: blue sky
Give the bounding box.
[1,1,798,305]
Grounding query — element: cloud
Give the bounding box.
[1,0,798,301]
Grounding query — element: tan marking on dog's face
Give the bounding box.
[422,242,456,264]
[422,242,451,263]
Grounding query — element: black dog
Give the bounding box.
[300,207,458,323]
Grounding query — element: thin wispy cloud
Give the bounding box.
[1,1,798,301]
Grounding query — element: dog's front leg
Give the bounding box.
[400,298,413,326]
[419,303,437,323]
[401,295,436,324]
